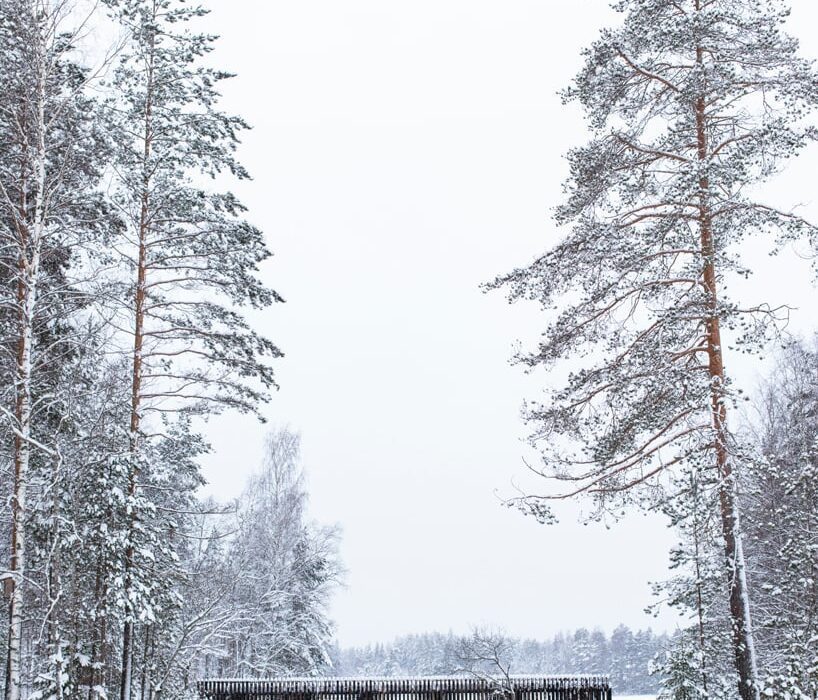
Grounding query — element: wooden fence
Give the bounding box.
[197,676,612,700]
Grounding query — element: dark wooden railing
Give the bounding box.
[197,675,612,700]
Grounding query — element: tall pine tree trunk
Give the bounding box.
[694,29,759,699]
[120,156,149,700]
[121,28,154,700]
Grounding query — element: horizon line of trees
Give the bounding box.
[330,627,670,695]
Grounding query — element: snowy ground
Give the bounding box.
[617,696,655,700]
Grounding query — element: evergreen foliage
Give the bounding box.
[0,3,336,699]
[0,2,816,700]
[488,2,818,697]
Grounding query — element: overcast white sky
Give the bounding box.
[193,1,818,648]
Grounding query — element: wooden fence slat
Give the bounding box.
[195,676,612,700]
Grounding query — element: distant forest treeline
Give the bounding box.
[331,627,669,695]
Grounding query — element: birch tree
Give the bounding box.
[454,628,517,698]
[209,429,340,678]
[101,1,281,697]
[0,2,112,697]
[487,2,818,698]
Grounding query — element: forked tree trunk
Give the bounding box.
[694,30,760,699]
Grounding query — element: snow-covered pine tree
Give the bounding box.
[656,336,818,699]
[100,1,282,697]
[23,335,129,700]
[658,630,711,700]
[487,2,818,698]
[609,625,635,691]
[650,469,736,699]
[114,420,210,699]
[50,352,134,700]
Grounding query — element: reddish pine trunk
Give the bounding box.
[121,20,155,700]
[694,29,760,699]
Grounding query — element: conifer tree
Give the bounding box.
[101,1,282,697]
[651,470,736,699]
[488,2,818,698]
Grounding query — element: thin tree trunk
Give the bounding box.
[6,19,47,695]
[7,237,35,700]
[139,626,152,700]
[690,473,709,696]
[87,560,104,700]
[120,160,149,700]
[90,454,115,700]
[48,452,65,700]
[121,17,155,700]
[694,24,760,698]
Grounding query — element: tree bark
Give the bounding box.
[694,26,760,699]
[6,17,46,695]
[7,225,35,700]
[121,15,155,700]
